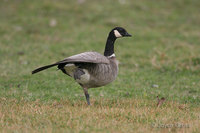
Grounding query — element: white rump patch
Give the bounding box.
[64,63,77,77]
[114,30,122,38]
[75,69,90,84]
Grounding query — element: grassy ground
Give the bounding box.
[0,0,200,132]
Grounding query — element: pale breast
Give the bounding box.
[83,58,119,88]
[63,58,119,88]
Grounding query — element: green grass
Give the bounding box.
[0,0,200,132]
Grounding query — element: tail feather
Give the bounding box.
[32,63,59,74]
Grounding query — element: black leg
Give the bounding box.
[85,93,90,105]
[83,88,90,105]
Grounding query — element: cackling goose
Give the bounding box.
[32,27,131,105]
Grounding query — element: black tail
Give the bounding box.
[32,63,59,74]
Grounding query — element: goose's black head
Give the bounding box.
[104,27,131,57]
[111,27,132,38]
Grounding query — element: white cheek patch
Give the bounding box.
[114,30,122,38]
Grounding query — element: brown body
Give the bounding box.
[75,57,119,88]
[32,27,131,105]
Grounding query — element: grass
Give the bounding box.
[0,0,200,132]
[1,99,200,132]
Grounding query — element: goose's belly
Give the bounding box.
[82,63,118,88]
[64,64,90,85]
[64,61,118,88]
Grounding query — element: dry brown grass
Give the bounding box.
[0,98,199,133]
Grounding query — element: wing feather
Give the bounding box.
[32,52,109,74]
[58,52,109,64]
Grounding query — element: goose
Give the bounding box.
[32,27,131,105]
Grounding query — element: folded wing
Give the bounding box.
[32,52,109,74]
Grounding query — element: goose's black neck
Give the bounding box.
[104,32,116,56]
